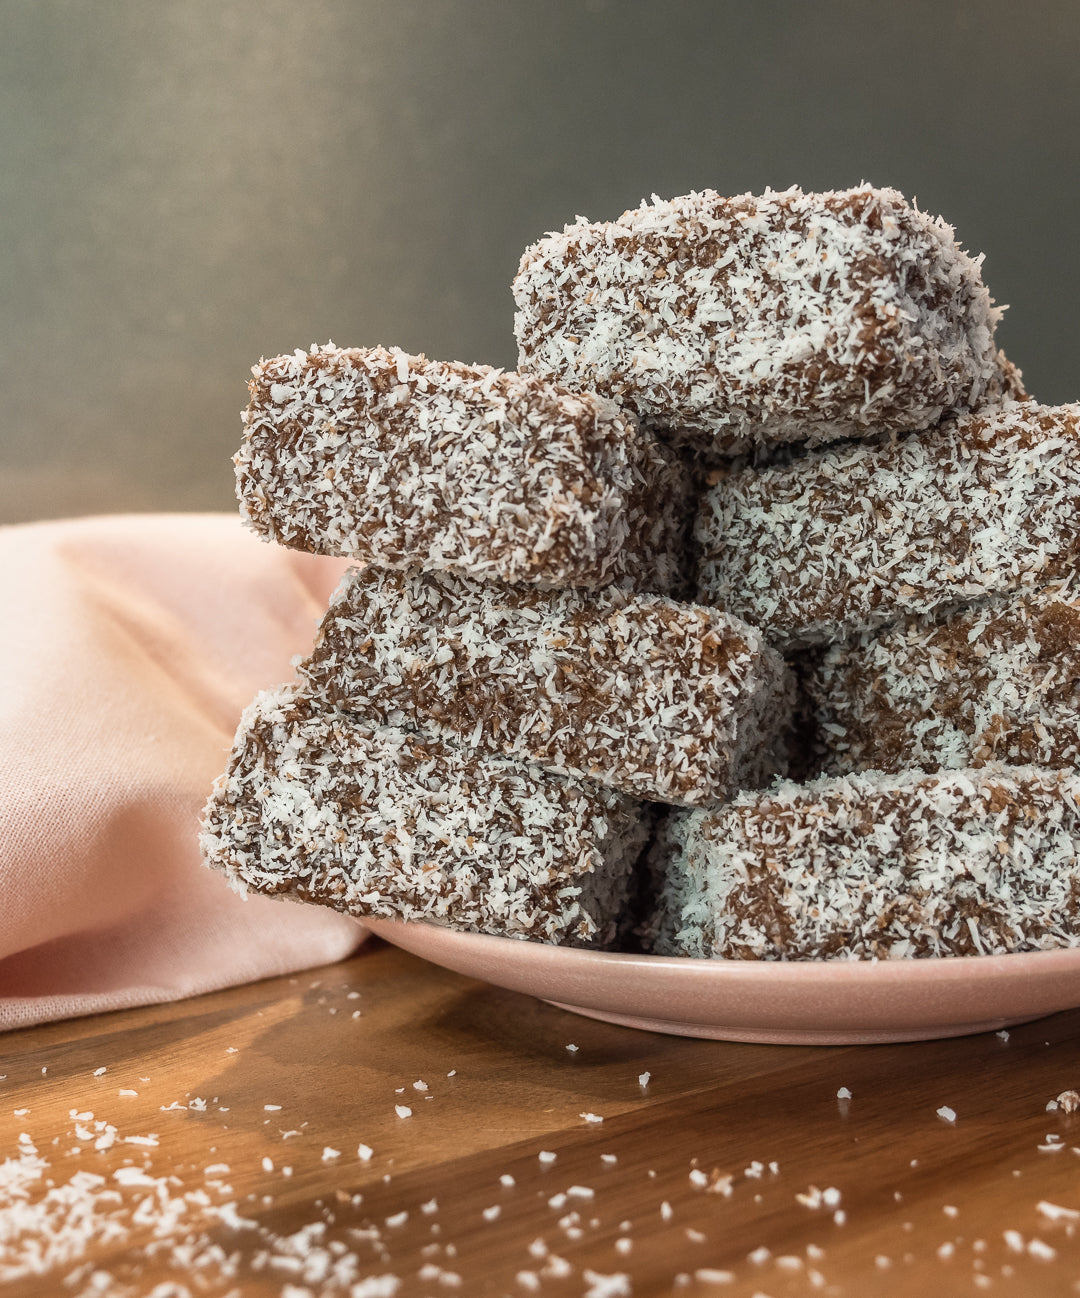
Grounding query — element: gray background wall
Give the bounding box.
[3,0,1078,525]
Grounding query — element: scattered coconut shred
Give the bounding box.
[6,1089,1080,1294]
[0,1135,407,1295]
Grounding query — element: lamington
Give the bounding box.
[695,401,1080,647]
[804,586,1080,776]
[200,683,649,947]
[297,568,794,808]
[235,344,682,591]
[642,766,1080,961]
[514,184,1011,452]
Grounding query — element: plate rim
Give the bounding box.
[361,915,1080,985]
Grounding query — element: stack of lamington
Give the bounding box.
[200,350,794,947]
[202,183,1080,961]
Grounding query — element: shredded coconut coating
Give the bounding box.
[200,684,648,947]
[805,586,1080,777]
[695,401,1080,647]
[612,433,695,596]
[514,184,1003,451]
[642,766,1080,961]
[235,344,678,590]
[297,568,794,809]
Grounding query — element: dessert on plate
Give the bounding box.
[203,183,1079,962]
[296,567,793,808]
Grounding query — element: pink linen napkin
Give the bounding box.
[0,513,367,1032]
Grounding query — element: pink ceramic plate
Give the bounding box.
[362,917,1080,1045]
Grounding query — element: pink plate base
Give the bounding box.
[361,917,1080,1046]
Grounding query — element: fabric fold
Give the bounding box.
[0,513,366,1032]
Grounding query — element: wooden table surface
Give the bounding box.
[4,938,1080,1298]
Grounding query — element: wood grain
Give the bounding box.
[4,939,1080,1296]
